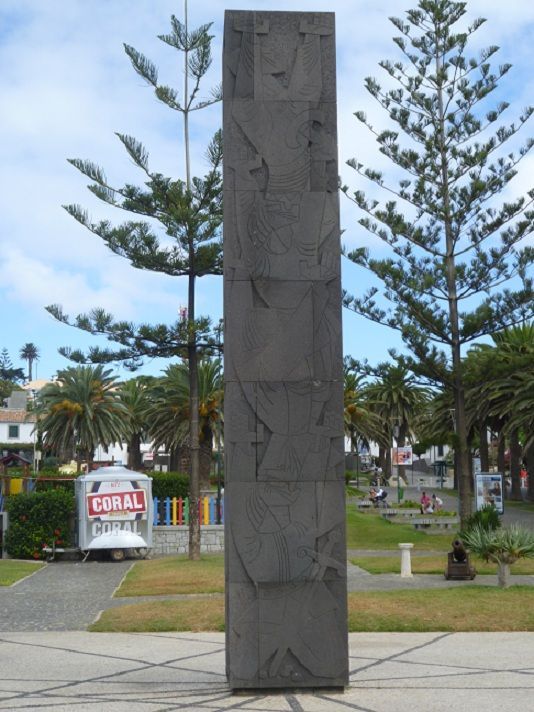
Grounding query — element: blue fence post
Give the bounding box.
[209,496,216,524]
[153,497,159,526]
[165,496,171,526]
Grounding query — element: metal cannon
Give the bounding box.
[444,538,476,580]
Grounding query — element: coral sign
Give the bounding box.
[87,489,146,518]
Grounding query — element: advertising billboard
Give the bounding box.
[392,446,413,466]
[475,473,504,515]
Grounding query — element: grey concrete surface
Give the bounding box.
[223,9,347,689]
[0,631,533,711]
[0,560,132,631]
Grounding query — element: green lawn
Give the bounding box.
[346,506,454,550]
[114,509,454,600]
[89,505,534,634]
[351,554,534,575]
[505,500,534,513]
[116,554,224,597]
[348,587,534,632]
[91,597,225,632]
[91,587,534,633]
[0,560,45,586]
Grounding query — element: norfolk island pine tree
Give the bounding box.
[342,0,534,526]
[46,5,222,559]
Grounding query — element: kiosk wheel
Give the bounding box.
[110,548,125,562]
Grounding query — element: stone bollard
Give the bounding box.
[399,543,414,577]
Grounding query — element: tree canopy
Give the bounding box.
[342,0,534,524]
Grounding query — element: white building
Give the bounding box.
[0,409,36,450]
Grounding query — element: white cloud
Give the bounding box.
[0,0,532,376]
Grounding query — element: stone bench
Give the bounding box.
[357,500,390,510]
[381,508,422,519]
[411,516,459,533]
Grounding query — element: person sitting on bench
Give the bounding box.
[373,487,388,507]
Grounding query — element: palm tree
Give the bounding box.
[148,359,222,490]
[19,343,40,382]
[364,364,430,482]
[462,524,534,588]
[37,365,127,470]
[344,366,380,481]
[117,377,154,470]
[469,323,534,501]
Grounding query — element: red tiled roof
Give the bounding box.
[0,410,37,423]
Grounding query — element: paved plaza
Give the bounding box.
[1,631,533,711]
[1,494,533,709]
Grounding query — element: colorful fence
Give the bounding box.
[152,496,224,526]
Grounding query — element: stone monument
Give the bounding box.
[223,10,348,689]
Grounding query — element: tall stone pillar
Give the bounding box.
[223,10,348,690]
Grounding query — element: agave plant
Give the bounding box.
[462,524,534,588]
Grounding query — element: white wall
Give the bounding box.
[0,420,36,445]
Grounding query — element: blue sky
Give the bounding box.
[1,0,533,381]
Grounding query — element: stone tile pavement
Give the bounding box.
[0,560,132,631]
[0,631,533,711]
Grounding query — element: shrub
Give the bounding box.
[398,499,420,509]
[4,489,75,560]
[462,505,501,534]
[150,471,189,499]
[34,470,77,494]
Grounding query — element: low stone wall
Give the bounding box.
[152,525,224,555]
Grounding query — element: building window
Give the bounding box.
[8,425,19,439]
[437,445,444,457]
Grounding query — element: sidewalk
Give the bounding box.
[346,551,534,590]
[0,631,532,711]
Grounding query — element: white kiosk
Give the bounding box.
[76,466,153,561]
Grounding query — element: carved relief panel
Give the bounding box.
[224,10,348,690]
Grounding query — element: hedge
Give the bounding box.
[4,489,75,560]
[150,471,189,500]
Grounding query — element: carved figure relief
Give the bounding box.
[224,10,348,689]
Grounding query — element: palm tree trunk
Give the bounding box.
[378,446,386,479]
[200,436,212,491]
[497,560,510,588]
[497,433,506,473]
[397,423,408,485]
[128,433,143,471]
[509,429,522,501]
[479,422,489,471]
[525,444,534,504]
